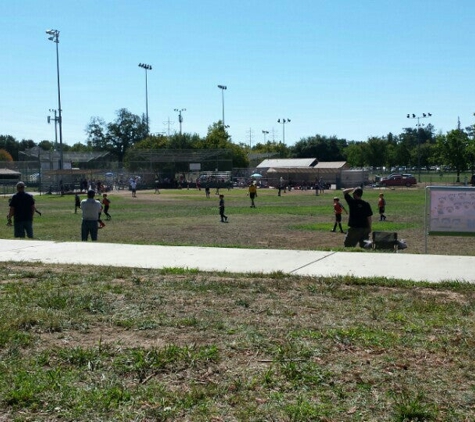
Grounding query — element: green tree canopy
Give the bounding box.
[85,108,148,162]
[0,148,13,162]
[291,135,346,161]
[436,129,469,182]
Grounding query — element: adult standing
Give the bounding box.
[8,181,35,238]
[343,187,373,248]
[81,190,102,241]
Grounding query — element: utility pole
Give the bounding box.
[163,117,174,137]
[174,109,186,135]
[246,128,254,149]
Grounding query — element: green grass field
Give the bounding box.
[2,185,474,255]
[1,185,475,421]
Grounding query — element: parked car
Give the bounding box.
[378,174,417,187]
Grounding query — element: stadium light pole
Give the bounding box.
[139,63,152,133]
[277,118,291,145]
[46,29,63,170]
[407,112,432,182]
[262,130,269,145]
[217,85,227,126]
[174,108,186,135]
[47,109,59,151]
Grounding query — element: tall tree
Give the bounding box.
[85,108,148,162]
[201,122,249,168]
[365,137,387,168]
[344,142,365,167]
[436,128,469,182]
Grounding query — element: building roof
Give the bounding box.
[314,161,348,169]
[0,168,21,176]
[262,161,349,174]
[256,158,318,168]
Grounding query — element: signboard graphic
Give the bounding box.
[426,187,475,236]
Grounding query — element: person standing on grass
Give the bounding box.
[205,182,210,198]
[248,181,257,208]
[81,189,103,241]
[343,187,373,248]
[331,197,347,233]
[378,193,387,221]
[219,194,228,223]
[130,179,137,197]
[75,193,81,214]
[8,181,35,238]
[102,193,111,220]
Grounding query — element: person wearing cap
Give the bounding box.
[80,190,103,241]
[342,187,373,247]
[8,181,36,238]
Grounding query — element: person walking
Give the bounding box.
[7,181,36,238]
[248,182,257,208]
[81,189,103,241]
[331,197,347,233]
[102,193,112,220]
[343,187,373,248]
[378,193,387,221]
[219,194,228,223]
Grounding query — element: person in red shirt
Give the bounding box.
[101,193,112,220]
[331,197,347,233]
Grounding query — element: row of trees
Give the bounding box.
[1,109,474,180]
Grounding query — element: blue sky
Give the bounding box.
[2,0,474,147]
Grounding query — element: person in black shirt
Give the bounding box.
[8,181,36,238]
[343,187,373,247]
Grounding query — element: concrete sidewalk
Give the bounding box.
[1,239,474,283]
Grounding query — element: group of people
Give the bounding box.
[7,181,112,242]
[7,179,386,249]
[331,188,387,247]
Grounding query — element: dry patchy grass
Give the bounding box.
[0,263,474,421]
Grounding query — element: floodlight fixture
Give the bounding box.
[45,28,63,169]
[217,85,227,125]
[277,118,291,144]
[406,112,432,182]
[138,63,152,132]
